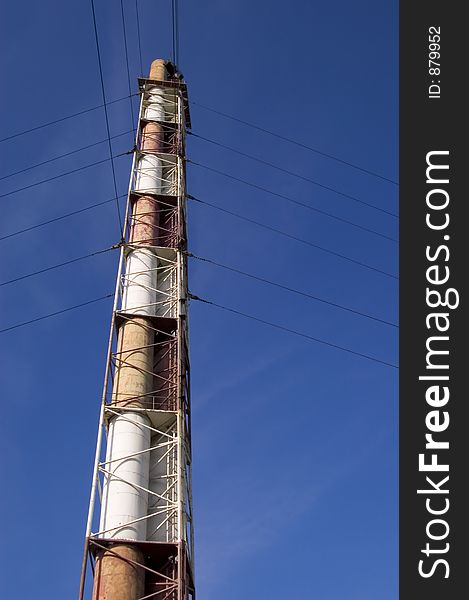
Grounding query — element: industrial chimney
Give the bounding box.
[78,59,195,600]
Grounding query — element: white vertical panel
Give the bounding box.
[147,431,178,542]
[144,86,166,121]
[99,412,151,540]
[155,265,175,318]
[135,154,163,195]
[121,248,158,316]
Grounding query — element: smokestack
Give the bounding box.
[80,59,194,600]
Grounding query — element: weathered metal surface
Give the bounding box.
[93,545,145,600]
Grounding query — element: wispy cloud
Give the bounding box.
[193,345,292,412]
[195,425,390,598]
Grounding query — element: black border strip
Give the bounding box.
[400,3,466,597]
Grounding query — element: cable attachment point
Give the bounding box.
[112,238,125,250]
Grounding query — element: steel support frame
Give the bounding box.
[79,74,194,600]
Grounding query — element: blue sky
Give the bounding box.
[0,1,398,598]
